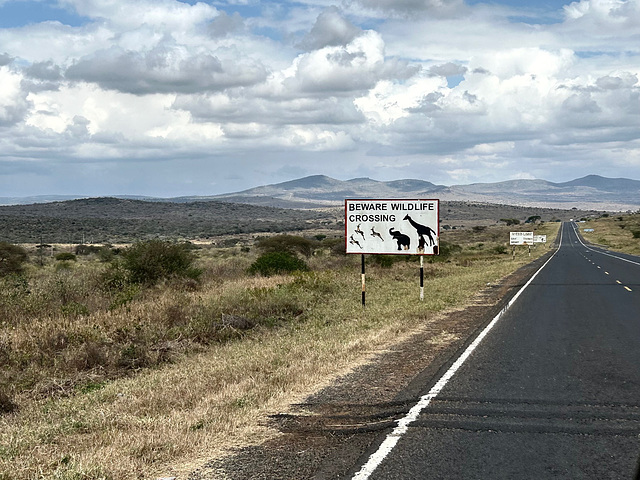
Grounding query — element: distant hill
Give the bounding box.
[210,174,640,211]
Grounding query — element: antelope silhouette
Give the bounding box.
[349,235,363,249]
[403,215,436,246]
[371,227,384,241]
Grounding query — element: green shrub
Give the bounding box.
[0,242,28,277]
[121,240,201,285]
[632,230,640,239]
[438,241,463,258]
[492,245,508,254]
[248,251,309,276]
[55,252,77,261]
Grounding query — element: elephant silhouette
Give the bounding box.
[389,228,410,251]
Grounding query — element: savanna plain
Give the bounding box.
[2,203,638,480]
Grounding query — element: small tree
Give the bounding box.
[121,240,201,285]
[0,242,28,276]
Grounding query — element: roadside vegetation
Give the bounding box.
[1,221,559,479]
[579,212,640,255]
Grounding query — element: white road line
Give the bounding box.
[350,225,563,480]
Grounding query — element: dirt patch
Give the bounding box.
[188,254,551,480]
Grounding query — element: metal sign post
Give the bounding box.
[420,255,424,301]
[361,254,366,308]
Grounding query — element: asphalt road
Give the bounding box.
[351,222,640,479]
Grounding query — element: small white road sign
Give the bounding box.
[510,231,534,245]
[345,199,439,255]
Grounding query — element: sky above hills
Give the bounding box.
[0,0,639,197]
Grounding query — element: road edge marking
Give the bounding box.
[350,227,563,479]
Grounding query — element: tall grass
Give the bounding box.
[0,222,559,479]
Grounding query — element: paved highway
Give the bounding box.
[351,222,640,479]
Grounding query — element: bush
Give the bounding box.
[55,252,77,262]
[254,235,316,257]
[438,241,463,258]
[492,245,508,254]
[500,218,520,226]
[0,242,28,277]
[632,230,640,239]
[121,240,201,285]
[248,251,309,276]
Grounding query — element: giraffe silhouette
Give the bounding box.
[403,215,436,246]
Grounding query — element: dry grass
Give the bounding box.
[580,213,640,255]
[0,222,559,479]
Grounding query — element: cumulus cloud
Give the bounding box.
[65,40,268,94]
[298,7,361,50]
[0,67,29,126]
[0,52,13,66]
[286,30,419,95]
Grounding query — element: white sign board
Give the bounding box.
[533,235,547,244]
[584,228,594,232]
[345,199,439,255]
[510,231,534,245]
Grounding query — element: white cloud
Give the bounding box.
[65,40,269,94]
[0,66,28,126]
[298,6,361,50]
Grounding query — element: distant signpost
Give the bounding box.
[510,231,534,246]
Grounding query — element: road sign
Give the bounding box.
[345,199,439,255]
[584,228,594,232]
[510,231,534,245]
[533,235,547,243]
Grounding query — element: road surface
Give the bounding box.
[351,222,640,479]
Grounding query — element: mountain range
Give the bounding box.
[2,175,639,211]
[205,174,640,211]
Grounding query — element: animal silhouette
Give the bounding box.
[355,224,365,240]
[389,228,410,251]
[349,234,363,249]
[403,215,436,246]
[371,227,384,241]
[417,235,426,254]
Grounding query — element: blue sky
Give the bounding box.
[0,0,639,198]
